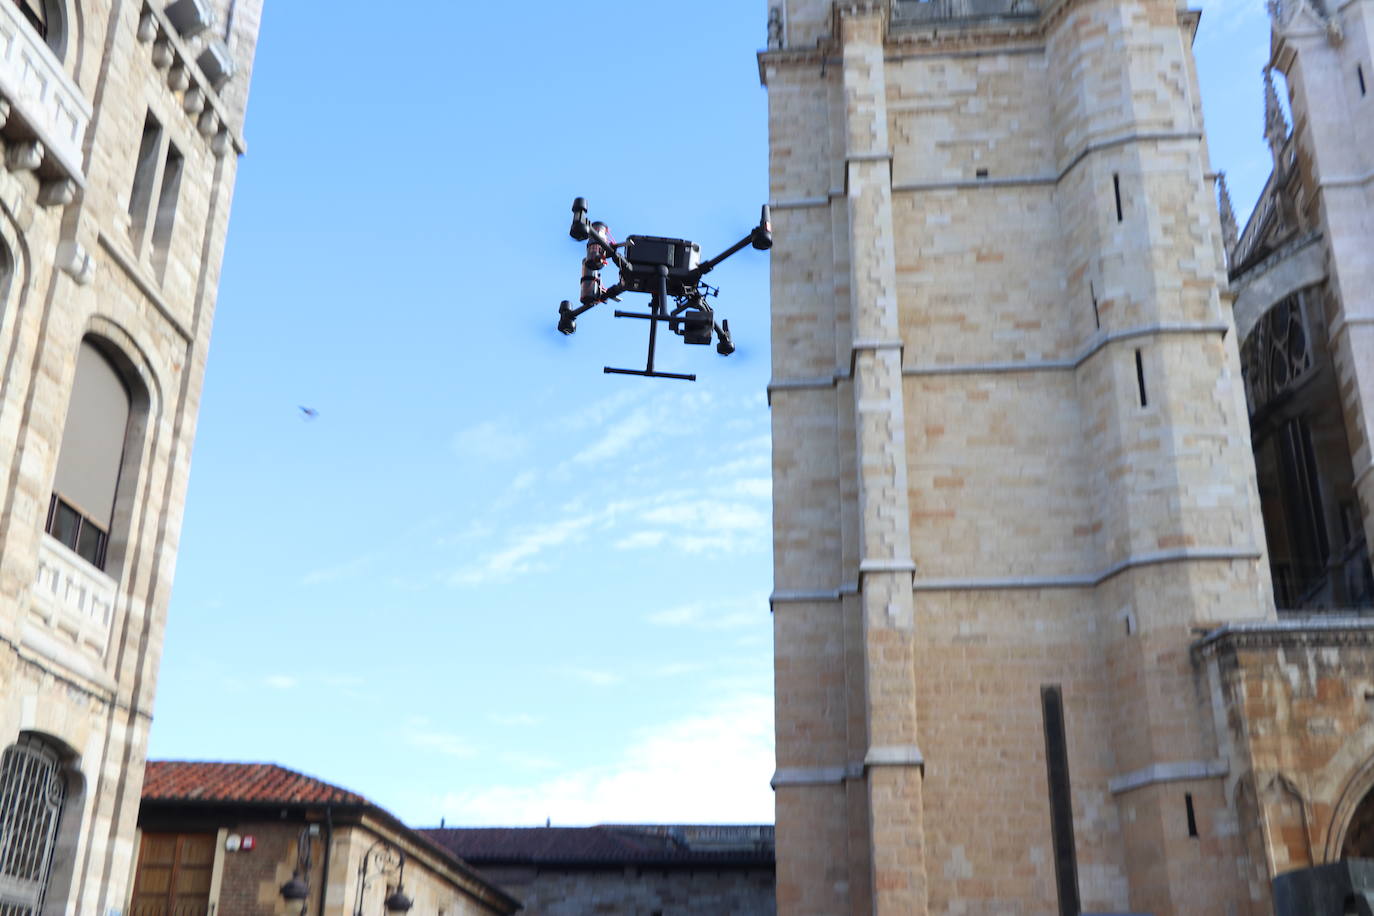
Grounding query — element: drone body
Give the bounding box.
[557,198,772,381]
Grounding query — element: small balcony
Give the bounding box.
[0,0,91,187]
[30,535,116,658]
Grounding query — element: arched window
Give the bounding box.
[7,0,68,60]
[0,736,68,915]
[45,340,132,571]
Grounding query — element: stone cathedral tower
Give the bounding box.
[0,1,262,914]
[755,0,1374,911]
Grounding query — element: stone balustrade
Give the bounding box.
[0,1,91,184]
[31,536,116,658]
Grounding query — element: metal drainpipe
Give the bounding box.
[317,807,333,916]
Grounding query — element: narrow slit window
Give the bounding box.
[1041,685,1080,916]
[1135,349,1148,407]
[1185,793,1199,837]
[1113,173,1123,222]
[1089,281,1100,330]
[150,143,184,279]
[1359,64,1367,97]
[128,115,162,243]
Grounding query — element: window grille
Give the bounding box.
[0,739,66,916]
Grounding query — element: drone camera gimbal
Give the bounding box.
[557,197,771,381]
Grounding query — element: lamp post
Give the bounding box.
[354,839,414,915]
[279,828,314,916]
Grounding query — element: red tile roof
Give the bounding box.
[142,761,369,806]
[422,825,774,868]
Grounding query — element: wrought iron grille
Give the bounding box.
[0,739,66,916]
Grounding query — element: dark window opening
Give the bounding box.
[1135,349,1148,407]
[1089,281,1100,330]
[129,115,163,244]
[44,494,109,569]
[975,168,989,179]
[1359,64,1367,97]
[1113,173,1123,222]
[10,0,46,39]
[150,142,184,279]
[1278,416,1330,571]
[1041,685,1080,916]
[1185,793,1199,837]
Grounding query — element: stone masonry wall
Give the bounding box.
[478,865,776,916]
[1198,623,1374,909]
[0,0,261,913]
[765,0,1275,912]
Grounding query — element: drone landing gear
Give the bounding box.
[605,266,696,381]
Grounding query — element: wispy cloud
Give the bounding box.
[436,693,774,826]
[558,388,645,433]
[263,675,298,690]
[730,478,771,500]
[572,408,659,464]
[447,511,605,586]
[564,667,624,687]
[403,717,476,759]
[646,598,761,631]
[613,530,666,550]
[490,713,541,727]
[300,554,373,586]
[651,661,708,677]
[452,420,529,462]
[641,500,767,532]
[499,752,559,771]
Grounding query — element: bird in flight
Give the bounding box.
[298,406,319,420]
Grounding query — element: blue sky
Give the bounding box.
[148,0,1277,827]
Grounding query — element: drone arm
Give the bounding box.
[697,235,753,276]
[696,205,773,277]
[570,197,632,271]
[562,300,599,320]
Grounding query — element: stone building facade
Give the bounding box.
[0,2,262,914]
[1223,0,1374,613]
[133,762,519,916]
[761,0,1374,913]
[423,824,776,916]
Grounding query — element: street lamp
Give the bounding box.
[279,828,314,915]
[355,839,413,915]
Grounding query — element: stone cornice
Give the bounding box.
[1193,617,1374,657]
[888,14,1040,51]
[757,47,831,85]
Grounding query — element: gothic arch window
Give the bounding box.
[0,736,70,915]
[45,339,135,571]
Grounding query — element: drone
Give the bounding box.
[557,197,772,381]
